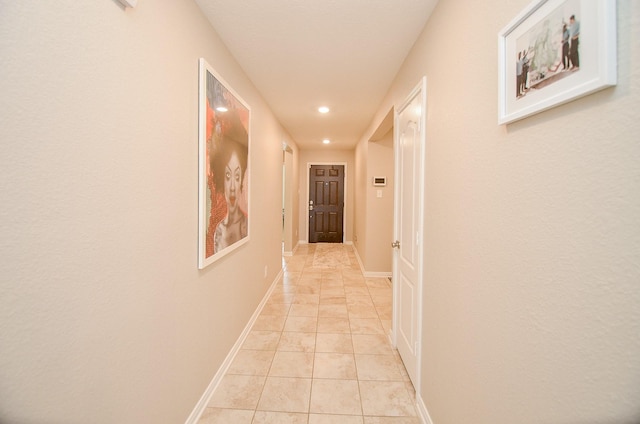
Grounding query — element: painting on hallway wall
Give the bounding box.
[498,0,617,124]
[198,58,251,269]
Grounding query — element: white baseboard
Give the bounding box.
[283,242,299,257]
[298,240,353,246]
[184,267,284,424]
[352,243,366,274]
[364,271,393,278]
[416,393,435,424]
[351,244,392,278]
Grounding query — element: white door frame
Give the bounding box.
[282,144,294,255]
[304,162,348,244]
[392,76,426,393]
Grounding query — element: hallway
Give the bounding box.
[199,243,419,423]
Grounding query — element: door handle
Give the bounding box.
[391,240,400,249]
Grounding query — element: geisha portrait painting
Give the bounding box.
[198,58,250,269]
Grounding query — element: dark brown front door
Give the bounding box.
[309,165,344,243]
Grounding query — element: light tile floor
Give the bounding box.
[199,243,419,424]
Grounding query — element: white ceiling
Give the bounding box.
[194,0,439,149]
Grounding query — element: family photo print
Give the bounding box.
[498,0,617,124]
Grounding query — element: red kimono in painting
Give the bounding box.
[206,177,227,257]
[205,100,228,258]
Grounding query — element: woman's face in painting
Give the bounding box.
[224,151,242,215]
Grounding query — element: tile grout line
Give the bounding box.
[203,244,418,423]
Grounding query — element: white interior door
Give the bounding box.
[392,77,426,391]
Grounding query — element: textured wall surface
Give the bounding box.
[365,134,394,273]
[354,139,369,262]
[354,112,394,275]
[360,0,640,423]
[0,1,289,423]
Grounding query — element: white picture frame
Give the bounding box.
[498,0,617,125]
[198,58,251,269]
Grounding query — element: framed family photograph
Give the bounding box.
[498,0,617,124]
[198,58,251,269]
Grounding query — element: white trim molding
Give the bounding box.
[184,267,284,424]
[352,243,366,273]
[282,242,300,257]
[283,241,300,257]
[392,76,427,393]
[351,241,392,278]
[416,393,435,424]
[364,271,392,278]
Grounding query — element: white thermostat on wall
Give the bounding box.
[372,176,386,186]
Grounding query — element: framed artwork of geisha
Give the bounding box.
[198,58,251,269]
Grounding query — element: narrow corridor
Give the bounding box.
[199,243,419,423]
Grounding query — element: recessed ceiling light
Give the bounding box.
[216,106,228,112]
[322,139,331,144]
[318,106,330,114]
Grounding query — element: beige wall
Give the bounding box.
[354,137,369,265]
[364,132,394,274]
[355,109,394,274]
[283,140,300,254]
[0,1,293,423]
[283,149,294,251]
[358,1,640,423]
[3,1,638,423]
[354,128,394,275]
[298,149,355,243]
